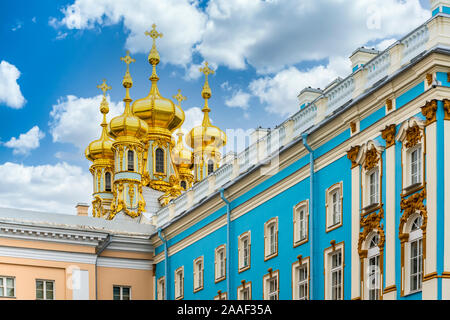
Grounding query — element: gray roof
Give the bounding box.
[0,206,155,237]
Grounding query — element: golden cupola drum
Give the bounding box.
[85,80,115,218]
[187,62,227,182]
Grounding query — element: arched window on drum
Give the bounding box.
[155,148,165,173]
[105,172,112,192]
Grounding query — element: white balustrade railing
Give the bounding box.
[401,24,429,66]
[292,103,318,138]
[324,76,355,116]
[365,50,391,88]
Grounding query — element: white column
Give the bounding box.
[423,121,438,299]
[351,164,360,299]
[384,145,397,299]
[442,116,450,299]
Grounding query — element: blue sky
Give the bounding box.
[0,0,431,214]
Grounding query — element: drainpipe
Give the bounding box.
[219,188,231,300]
[95,234,112,300]
[302,133,314,300]
[158,228,168,300]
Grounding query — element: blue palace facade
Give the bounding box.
[149,0,450,300]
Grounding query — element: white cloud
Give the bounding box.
[249,56,350,117]
[225,89,251,110]
[53,0,429,74]
[0,162,91,215]
[198,0,429,73]
[375,38,397,51]
[52,0,207,66]
[3,126,45,155]
[180,107,204,134]
[49,94,123,150]
[0,61,26,109]
[184,63,203,81]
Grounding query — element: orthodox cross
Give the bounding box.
[97,79,111,97]
[145,24,163,44]
[120,51,135,70]
[173,89,187,106]
[199,61,215,79]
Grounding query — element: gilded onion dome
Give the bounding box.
[186,62,227,152]
[108,52,149,141]
[172,130,192,169]
[132,24,185,139]
[85,80,115,162]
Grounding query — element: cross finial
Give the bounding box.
[199,61,215,78]
[173,89,187,106]
[145,24,163,43]
[97,79,111,97]
[120,50,136,67]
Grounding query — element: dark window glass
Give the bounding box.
[156,148,164,173]
[127,150,134,171]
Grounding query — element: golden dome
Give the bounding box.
[108,52,149,141]
[132,25,184,138]
[86,80,115,162]
[172,130,192,169]
[186,62,226,151]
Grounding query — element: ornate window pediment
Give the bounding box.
[356,141,384,213]
[396,117,425,195]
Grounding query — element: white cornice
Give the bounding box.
[0,245,97,264]
[97,256,153,270]
[0,222,107,246]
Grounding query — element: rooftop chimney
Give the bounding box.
[349,47,379,72]
[297,87,322,109]
[430,0,450,15]
[76,203,89,216]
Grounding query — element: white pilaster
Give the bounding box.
[423,121,438,299]
[443,118,450,298]
[351,165,360,299]
[384,145,397,299]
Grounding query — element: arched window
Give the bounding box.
[180,180,187,190]
[367,234,380,300]
[155,148,164,173]
[127,150,134,171]
[105,172,112,192]
[409,216,423,293]
[207,160,214,175]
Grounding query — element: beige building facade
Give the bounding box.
[0,207,155,300]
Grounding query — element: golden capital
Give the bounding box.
[381,124,396,148]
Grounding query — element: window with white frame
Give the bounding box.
[324,243,344,300]
[193,257,204,292]
[237,282,252,300]
[263,270,279,300]
[238,232,251,272]
[367,234,380,300]
[0,276,15,298]
[157,277,165,300]
[397,120,425,192]
[368,169,379,206]
[292,258,309,300]
[264,218,278,260]
[326,183,343,231]
[113,285,131,300]
[215,245,226,282]
[409,146,422,186]
[174,267,184,300]
[408,216,423,293]
[293,201,308,246]
[36,280,54,300]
